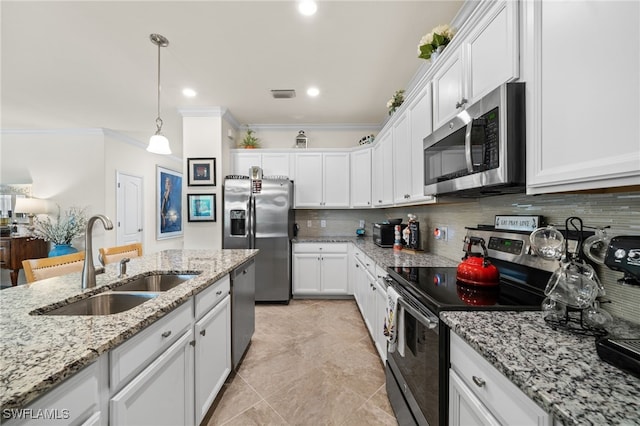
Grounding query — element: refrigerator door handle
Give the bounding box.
[250,196,256,249]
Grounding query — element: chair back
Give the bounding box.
[99,243,143,265]
[22,252,86,283]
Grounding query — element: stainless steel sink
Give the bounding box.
[112,274,198,292]
[39,292,158,316]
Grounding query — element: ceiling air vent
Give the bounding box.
[271,89,296,99]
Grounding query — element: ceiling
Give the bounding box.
[1,1,464,155]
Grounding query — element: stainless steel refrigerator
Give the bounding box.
[223,172,294,303]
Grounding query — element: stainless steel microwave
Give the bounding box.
[423,82,525,197]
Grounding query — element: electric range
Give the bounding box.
[384,226,564,426]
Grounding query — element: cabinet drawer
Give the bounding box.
[195,274,230,320]
[450,333,549,426]
[0,239,9,265]
[293,243,348,254]
[110,302,193,391]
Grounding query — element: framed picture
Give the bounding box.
[187,157,216,186]
[187,194,216,222]
[157,166,183,240]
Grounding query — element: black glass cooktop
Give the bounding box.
[387,265,546,313]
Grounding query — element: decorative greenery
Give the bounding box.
[32,205,88,245]
[240,129,260,148]
[418,24,455,60]
[386,90,405,116]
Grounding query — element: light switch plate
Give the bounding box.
[307,220,312,227]
[359,220,365,228]
[321,220,326,228]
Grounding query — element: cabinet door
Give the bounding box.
[432,48,465,130]
[408,84,436,203]
[372,139,385,207]
[466,0,519,103]
[262,152,291,177]
[320,253,349,295]
[110,329,195,426]
[449,370,500,426]
[350,148,372,208]
[292,253,321,295]
[380,134,395,206]
[323,152,350,207]
[233,152,261,176]
[392,111,411,204]
[194,295,231,424]
[524,1,640,193]
[294,153,323,207]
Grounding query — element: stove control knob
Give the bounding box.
[615,248,627,259]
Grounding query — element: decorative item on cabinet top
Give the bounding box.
[358,134,375,145]
[295,130,308,148]
[417,24,455,61]
[386,89,404,116]
[240,128,260,149]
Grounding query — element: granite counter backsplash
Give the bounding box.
[441,311,640,425]
[293,236,459,268]
[0,249,258,410]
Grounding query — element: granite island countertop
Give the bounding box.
[441,311,640,425]
[293,236,459,268]
[0,249,258,410]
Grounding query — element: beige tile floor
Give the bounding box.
[203,299,399,426]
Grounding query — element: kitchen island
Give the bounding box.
[0,248,258,413]
[442,311,640,425]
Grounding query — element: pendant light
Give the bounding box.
[147,33,171,155]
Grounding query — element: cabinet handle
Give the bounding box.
[455,98,468,109]
[161,331,172,338]
[138,228,143,232]
[378,200,382,203]
[216,290,222,296]
[200,329,206,336]
[472,376,486,387]
[355,264,359,268]
[190,340,196,347]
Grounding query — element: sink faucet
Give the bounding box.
[82,214,114,289]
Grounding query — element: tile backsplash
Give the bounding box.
[295,190,640,325]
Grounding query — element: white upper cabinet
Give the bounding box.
[232,151,261,176]
[523,0,640,193]
[231,151,292,178]
[433,0,519,130]
[392,110,412,204]
[372,130,394,207]
[350,148,372,208]
[294,151,350,208]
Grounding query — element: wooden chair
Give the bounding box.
[22,252,86,283]
[98,243,143,265]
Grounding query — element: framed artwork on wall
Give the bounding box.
[157,166,183,240]
[187,158,216,186]
[187,193,216,222]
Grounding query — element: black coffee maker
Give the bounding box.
[604,236,640,286]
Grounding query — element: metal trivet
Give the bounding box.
[544,307,608,337]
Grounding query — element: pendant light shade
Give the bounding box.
[147,33,171,155]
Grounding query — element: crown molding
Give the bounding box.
[240,123,381,132]
[0,128,105,135]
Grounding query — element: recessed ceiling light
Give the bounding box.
[298,0,317,16]
[182,88,197,98]
[307,87,320,97]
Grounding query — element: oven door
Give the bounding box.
[386,297,440,426]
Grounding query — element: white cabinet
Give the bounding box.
[294,152,350,208]
[393,84,436,205]
[293,243,349,296]
[110,329,195,426]
[194,294,231,424]
[231,150,292,178]
[433,0,519,130]
[372,131,394,207]
[523,0,640,194]
[449,333,550,426]
[350,148,372,208]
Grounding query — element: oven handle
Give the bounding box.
[397,298,438,330]
[464,119,474,173]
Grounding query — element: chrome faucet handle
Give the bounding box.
[118,257,130,279]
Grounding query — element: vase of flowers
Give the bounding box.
[32,206,88,257]
[387,89,405,116]
[418,24,455,61]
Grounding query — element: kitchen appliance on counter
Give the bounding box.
[223,171,294,303]
[385,226,565,426]
[423,82,525,197]
[373,222,407,248]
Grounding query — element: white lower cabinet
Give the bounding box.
[293,243,349,296]
[194,294,231,424]
[110,329,195,426]
[449,333,550,426]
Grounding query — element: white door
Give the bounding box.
[116,172,143,246]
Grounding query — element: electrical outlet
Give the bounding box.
[434,226,448,241]
[321,220,326,228]
[359,220,365,228]
[307,220,312,228]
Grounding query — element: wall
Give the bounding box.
[236,125,380,150]
[295,190,640,325]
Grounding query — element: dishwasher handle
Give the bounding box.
[231,258,255,280]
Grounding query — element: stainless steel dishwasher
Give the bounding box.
[230,258,255,369]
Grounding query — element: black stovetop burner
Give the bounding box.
[387,264,546,314]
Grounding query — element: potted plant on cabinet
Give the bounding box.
[240,129,260,149]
